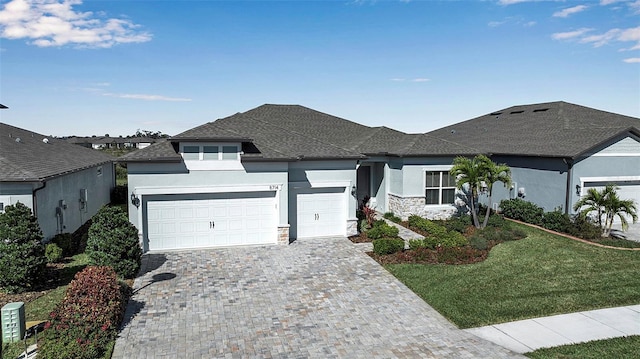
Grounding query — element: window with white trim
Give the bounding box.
[425,171,456,205]
[180,144,240,161]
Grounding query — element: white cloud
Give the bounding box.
[103,93,192,102]
[0,0,151,48]
[488,20,506,27]
[552,28,592,40]
[412,78,430,82]
[600,0,625,5]
[498,0,533,5]
[623,57,640,62]
[580,28,622,47]
[553,5,589,18]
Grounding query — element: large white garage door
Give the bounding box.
[295,188,346,239]
[583,180,640,223]
[145,192,277,251]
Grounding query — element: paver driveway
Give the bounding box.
[113,237,523,358]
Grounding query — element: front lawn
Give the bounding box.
[386,224,640,328]
[525,335,640,359]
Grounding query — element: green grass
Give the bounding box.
[1,254,89,359]
[386,224,640,328]
[525,336,640,359]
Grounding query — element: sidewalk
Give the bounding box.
[465,305,640,354]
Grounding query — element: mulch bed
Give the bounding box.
[348,232,372,243]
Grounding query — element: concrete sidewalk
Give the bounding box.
[465,305,640,353]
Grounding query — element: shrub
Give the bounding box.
[383,212,402,223]
[468,235,488,250]
[372,238,405,255]
[45,243,64,263]
[486,214,507,228]
[86,206,142,278]
[541,211,572,233]
[407,215,468,248]
[39,266,126,359]
[0,202,46,293]
[110,185,128,205]
[441,215,471,233]
[51,233,79,257]
[366,221,399,240]
[567,216,602,240]
[499,199,544,225]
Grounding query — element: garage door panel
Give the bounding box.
[295,188,346,239]
[145,191,277,251]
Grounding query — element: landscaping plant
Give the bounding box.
[0,202,46,293]
[573,184,638,237]
[86,205,142,278]
[45,243,64,263]
[38,266,126,359]
[372,238,405,255]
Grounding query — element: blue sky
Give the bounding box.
[0,0,638,137]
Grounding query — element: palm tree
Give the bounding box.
[481,159,512,228]
[602,190,638,237]
[573,184,638,237]
[572,186,608,230]
[450,156,484,228]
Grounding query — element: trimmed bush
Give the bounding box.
[51,233,79,257]
[0,202,46,293]
[407,215,468,249]
[86,206,142,278]
[541,211,572,233]
[383,212,402,223]
[366,221,399,240]
[567,216,602,240]
[372,238,405,255]
[499,199,544,225]
[45,243,64,263]
[39,266,126,359]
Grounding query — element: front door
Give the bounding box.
[356,165,371,206]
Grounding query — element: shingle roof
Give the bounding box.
[121,101,640,163]
[0,123,114,181]
[426,101,640,158]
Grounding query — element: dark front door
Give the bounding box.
[356,165,371,206]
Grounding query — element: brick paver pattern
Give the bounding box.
[113,237,523,358]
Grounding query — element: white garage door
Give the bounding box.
[145,192,277,251]
[295,188,346,239]
[583,180,640,223]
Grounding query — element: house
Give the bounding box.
[0,123,115,240]
[67,135,157,150]
[121,102,639,252]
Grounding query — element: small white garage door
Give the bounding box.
[583,180,640,223]
[145,192,277,251]
[294,188,346,239]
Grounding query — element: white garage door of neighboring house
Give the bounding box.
[295,188,346,239]
[583,180,640,223]
[145,192,277,251]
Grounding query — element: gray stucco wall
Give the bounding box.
[3,164,115,241]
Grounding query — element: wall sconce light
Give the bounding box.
[575,184,581,196]
[517,187,526,198]
[351,185,357,196]
[130,193,140,208]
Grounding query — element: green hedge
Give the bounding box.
[373,238,405,255]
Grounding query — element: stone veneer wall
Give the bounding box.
[388,193,456,220]
[346,219,358,237]
[278,225,290,245]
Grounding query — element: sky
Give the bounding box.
[0,0,638,137]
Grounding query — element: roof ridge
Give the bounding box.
[215,113,292,158]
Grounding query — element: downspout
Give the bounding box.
[564,159,573,215]
[32,180,46,218]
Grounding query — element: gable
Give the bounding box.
[589,135,640,157]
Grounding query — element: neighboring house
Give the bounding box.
[67,136,157,149]
[121,102,639,252]
[0,123,115,240]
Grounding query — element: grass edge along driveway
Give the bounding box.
[386,224,640,329]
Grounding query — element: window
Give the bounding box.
[222,146,237,160]
[181,144,239,161]
[203,146,219,160]
[425,171,456,205]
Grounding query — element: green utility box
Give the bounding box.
[2,302,26,343]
